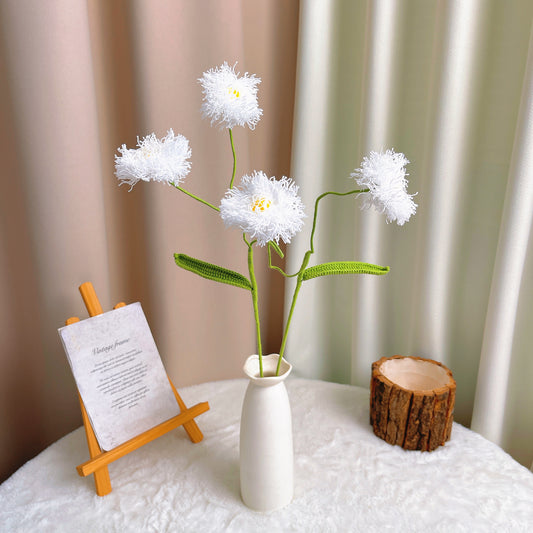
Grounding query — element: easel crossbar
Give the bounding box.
[77,401,209,476]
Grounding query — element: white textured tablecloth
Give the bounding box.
[2,378,533,532]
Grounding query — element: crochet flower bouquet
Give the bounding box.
[115,62,417,377]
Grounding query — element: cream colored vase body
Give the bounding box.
[240,354,293,512]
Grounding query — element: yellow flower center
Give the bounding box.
[228,86,240,99]
[141,145,160,158]
[251,197,272,212]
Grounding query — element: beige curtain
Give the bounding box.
[287,0,533,467]
[0,0,298,481]
[2,0,532,484]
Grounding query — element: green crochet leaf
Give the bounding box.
[174,253,252,290]
[302,261,390,281]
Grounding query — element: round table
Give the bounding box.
[2,378,533,532]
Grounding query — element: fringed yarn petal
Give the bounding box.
[220,171,306,246]
[115,129,192,190]
[199,62,262,130]
[351,149,417,226]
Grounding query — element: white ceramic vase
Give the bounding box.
[239,354,293,512]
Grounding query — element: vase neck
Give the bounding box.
[243,354,292,386]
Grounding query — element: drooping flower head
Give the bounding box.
[220,171,306,246]
[199,62,262,130]
[115,129,192,190]
[350,149,417,225]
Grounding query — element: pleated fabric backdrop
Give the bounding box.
[1,0,532,484]
[0,0,298,481]
[286,0,533,467]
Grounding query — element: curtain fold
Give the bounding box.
[0,0,298,482]
[410,0,488,369]
[471,24,533,449]
[352,0,403,384]
[2,0,532,484]
[288,0,533,467]
[0,0,112,467]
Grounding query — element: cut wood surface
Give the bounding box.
[370,355,456,451]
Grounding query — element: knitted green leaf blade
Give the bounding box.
[302,261,390,281]
[174,253,252,290]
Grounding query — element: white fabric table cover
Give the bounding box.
[2,378,533,532]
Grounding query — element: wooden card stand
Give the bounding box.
[65,282,210,496]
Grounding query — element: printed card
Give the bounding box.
[58,302,179,451]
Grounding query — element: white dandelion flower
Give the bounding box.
[220,171,306,246]
[199,62,262,130]
[351,149,417,226]
[115,129,192,189]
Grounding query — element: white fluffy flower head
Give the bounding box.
[199,62,262,130]
[220,171,306,246]
[115,129,192,189]
[351,149,417,225]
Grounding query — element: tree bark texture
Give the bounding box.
[370,355,456,451]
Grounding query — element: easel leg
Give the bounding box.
[169,380,204,443]
[69,312,113,496]
[79,395,112,496]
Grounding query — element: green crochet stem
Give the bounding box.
[171,183,220,212]
[275,188,369,375]
[276,250,312,374]
[308,189,369,252]
[268,242,299,278]
[244,234,263,377]
[229,128,237,189]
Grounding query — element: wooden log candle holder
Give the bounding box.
[370,355,456,451]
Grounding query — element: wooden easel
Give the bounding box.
[65,282,210,496]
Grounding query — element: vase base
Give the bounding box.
[241,493,293,513]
